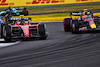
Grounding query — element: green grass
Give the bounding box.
[26,4,100,14]
[27,4,100,10]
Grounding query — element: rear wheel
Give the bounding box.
[63,18,72,32]
[22,10,29,16]
[0,24,3,38]
[25,11,29,16]
[3,25,11,42]
[72,20,79,34]
[38,24,47,40]
[1,13,6,16]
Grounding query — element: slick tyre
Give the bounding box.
[1,13,6,16]
[3,25,11,42]
[38,24,46,40]
[72,20,79,34]
[63,18,72,32]
[0,24,3,38]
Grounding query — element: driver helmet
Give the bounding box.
[21,20,25,25]
[83,9,88,15]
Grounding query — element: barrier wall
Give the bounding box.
[0,0,100,7]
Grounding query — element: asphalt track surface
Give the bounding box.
[0,22,100,67]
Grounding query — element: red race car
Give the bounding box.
[0,17,48,41]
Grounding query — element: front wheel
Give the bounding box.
[3,25,11,42]
[1,13,6,16]
[38,23,47,40]
[72,20,79,34]
[0,24,4,38]
[63,18,72,32]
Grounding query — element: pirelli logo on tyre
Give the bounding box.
[0,0,14,5]
[26,0,65,5]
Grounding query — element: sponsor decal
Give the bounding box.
[0,0,14,5]
[26,0,65,4]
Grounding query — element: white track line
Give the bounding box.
[0,39,21,47]
[0,39,4,41]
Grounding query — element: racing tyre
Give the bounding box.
[3,25,11,42]
[72,20,79,34]
[25,11,29,16]
[1,13,6,16]
[63,18,72,32]
[24,10,29,16]
[38,24,46,40]
[1,24,3,38]
[0,24,3,38]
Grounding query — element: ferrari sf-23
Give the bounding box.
[0,17,48,41]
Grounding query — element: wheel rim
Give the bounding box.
[72,23,75,32]
[3,26,6,37]
[4,31,6,36]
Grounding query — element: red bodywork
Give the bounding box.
[11,22,38,37]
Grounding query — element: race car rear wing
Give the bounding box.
[9,17,31,21]
[14,7,25,10]
[70,11,93,18]
[70,12,82,19]
[70,12,82,16]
